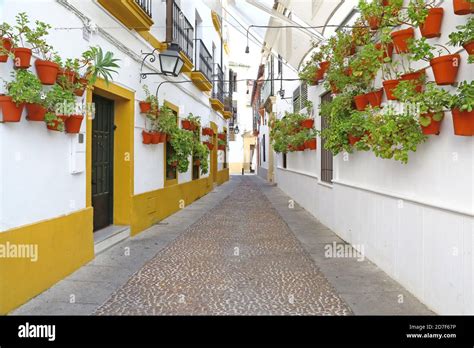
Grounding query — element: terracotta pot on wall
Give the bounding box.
[300,119,314,129]
[150,132,160,144]
[366,89,384,107]
[400,70,425,93]
[35,59,59,85]
[182,120,193,130]
[46,115,68,131]
[142,130,152,144]
[0,37,12,62]
[26,103,47,121]
[452,108,474,136]
[304,138,317,150]
[354,94,369,111]
[453,0,473,15]
[382,79,400,100]
[56,69,76,87]
[419,8,444,38]
[430,54,461,85]
[139,101,151,113]
[463,40,474,55]
[12,48,32,68]
[65,115,84,134]
[0,95,24,122]
[420,113,443,135]
[348,134,362,146]
[391,28,414,53]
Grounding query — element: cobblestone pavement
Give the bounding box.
[95,176,352,315]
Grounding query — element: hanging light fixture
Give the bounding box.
[159,43,184,77]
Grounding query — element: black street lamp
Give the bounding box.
[159,43,184,77]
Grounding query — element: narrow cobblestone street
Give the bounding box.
[13,176,432,316]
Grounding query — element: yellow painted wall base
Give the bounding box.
[131,176,214,235]
[0,208,94,314]
[217,168,230,185]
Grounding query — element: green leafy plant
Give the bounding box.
[270,112,307,153]
[10,12,50,50]
[193,140,210,174]
[44,84,76,115]
[185,113,201,127]
[156,106,178,134]
[350,42,382,92]
[168,129,194,173]
[2,69,43,105]
[448,17,473,63]
[81,46,120,85]
[449,80,474,112]
[44,112,65,131]
[298,61,319,85]
[366,107,426,163]
[405,0,436,27]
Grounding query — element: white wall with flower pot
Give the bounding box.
[268,0,474,314]
[0,0,228,231]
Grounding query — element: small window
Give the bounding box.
[321,92,333,183]
[165,106,178,182]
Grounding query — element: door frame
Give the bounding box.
[210,121,218,183]
[86,79,134,227]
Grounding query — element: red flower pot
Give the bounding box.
[296,145,305,151]
[420,8,444,38]
[142,130,152,144]
[0,96,24,122]
[453,0,473,15]
[375,42,394,61]
[367,16,381,30]
[35,59,59,85]
[194,159,201,166]
[400,70,425,93]
[182,120,193,130]
[65,115,84,134]
[74,78,88,97]
[300,119,314,129]
[26,103,47,121]
[430,54,460,85]
[159,132,167,143]
[304,138,317,150]
[391,28,414,53]
[139,101,151,113]
[0,37,12,63]
[463,40,474,55]
[47,115,68,131]
[56,69,76,86]
[218,133,226,140]
[382,79,400,100]
[420,112,443,135]
[366,89,384,107]
[452,108,474,136]
[348,134,362,146]
[319,61,330,77]
[204,141,214,150]
[354,94,369,111]
[218,145,226,150]
[12,47,32,69]
[150,132,160,144]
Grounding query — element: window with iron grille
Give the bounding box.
[321,92,333,183]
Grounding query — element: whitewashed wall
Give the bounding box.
[0,0,228,231]
[271,0,474,314]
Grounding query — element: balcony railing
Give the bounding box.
[194,39,212,82]
[166,0,194,63]
[212,64,224,104]
[135,0,152,18]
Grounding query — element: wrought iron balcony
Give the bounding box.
[212,64,224,104]
[194,39,212,83]
[135,0,152,18]
[166,0,194,63]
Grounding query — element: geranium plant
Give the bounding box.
[448,17,473,63]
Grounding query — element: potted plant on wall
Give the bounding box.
[358,0,384,30]
[0,69,42,122]
[169,128,194,172]
[193,140,210,174]
[409,37,461,85]
[139,84,157,114]
[452,0,473,15]
[9,13,51,69]
[406,0,444,38]
[0,23,13,63]
[80,46,120,86]
[43,84,76,132]
[449,80,474,136]
[448,17,474,63]
[299,61,319,86]
[217,138,226,151]
[182,113,200,131]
